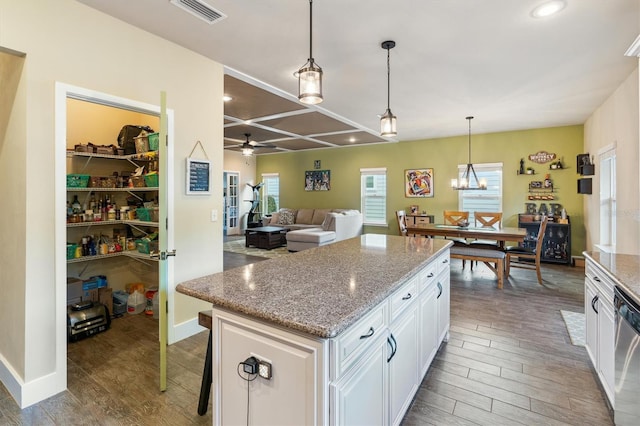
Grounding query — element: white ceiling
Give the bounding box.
[77,0,639,143]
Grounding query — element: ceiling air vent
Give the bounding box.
[170,0,226,24]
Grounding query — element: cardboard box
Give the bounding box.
[99,287,113,315]
[67,277,83,304]
[82,288,99,303]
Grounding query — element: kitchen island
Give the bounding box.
[177,234,452,425]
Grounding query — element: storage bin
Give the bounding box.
[148,133,159,151]
[66,174,90,188]
[136,208,151,222]
[144,173,158,187]
[134,135,149,153]
[136,238,158,254]
[130,176,146,187]
[66,243,78,260]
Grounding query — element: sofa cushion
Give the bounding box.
[321,212,339,231]
[296,208,315,225]
[269,212,281,225]
[311,209,330,225]
[277,209,296,225]
[287,229,336,244]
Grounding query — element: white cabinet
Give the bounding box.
[584,258,615,407]
[332,256,449,426]
[332,332,388,426]
[388,278,419,426]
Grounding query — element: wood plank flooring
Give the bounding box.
[0,251,612,425]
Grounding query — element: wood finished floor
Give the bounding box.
[0,251,612,425]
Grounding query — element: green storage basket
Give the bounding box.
[66,243,78,260]
[144,174,158,187]
[136,208,151,222]
[66,174,90,188]
[148,133,159,151]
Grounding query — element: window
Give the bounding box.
[457,163,503,223]
[261,173,279,215]
[360,168,387,226]
[599,147,616,251]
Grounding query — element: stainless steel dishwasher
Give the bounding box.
[614,286,640,425]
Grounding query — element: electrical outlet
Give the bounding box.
[250,353,273,380]
[210,209,217,222]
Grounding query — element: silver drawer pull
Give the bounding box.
[359,327,375,339]
[402,293,412,301]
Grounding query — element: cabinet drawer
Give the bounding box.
[418,262,437,294]
[586,260,615,302]
[390,276,418,323]
[437,252,450,275]
[414,216,431,225]
[332,303,387,378]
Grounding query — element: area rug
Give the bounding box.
[560,310,585,347]
[223,239,290,259]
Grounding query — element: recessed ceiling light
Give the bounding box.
[223,95,232,102]
[531,0,566,18]
[349,137,356,143]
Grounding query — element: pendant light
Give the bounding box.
[451,116,487,190]
[298,0,323,105]
[380,40,397,137]
[241,133,254,157]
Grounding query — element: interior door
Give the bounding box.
[157,91,171,391]
[225,172,240,235]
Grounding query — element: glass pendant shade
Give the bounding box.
[380,109,397,136]
[242,146,253,157]
[298,0,323,105]
[298,59,323,105]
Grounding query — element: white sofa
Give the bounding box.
[263,208,363,251]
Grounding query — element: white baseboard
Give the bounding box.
[0,355,65,409]
[170,317,207,345]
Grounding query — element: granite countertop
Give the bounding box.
[583,251,640,303]
[177,235,452,338]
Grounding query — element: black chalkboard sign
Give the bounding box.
[186,158,211,195]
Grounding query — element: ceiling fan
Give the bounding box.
[239,133,276,156]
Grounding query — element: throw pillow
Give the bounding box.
[277,209,296,225]
[269,212,281,224]
[322,212,338,231]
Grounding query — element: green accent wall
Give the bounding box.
[256,125,585,257]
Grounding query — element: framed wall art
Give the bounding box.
[305,170,331,191]
[405,168,434,198]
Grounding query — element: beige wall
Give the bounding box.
[0,0,222,406]
[584,67,640,255]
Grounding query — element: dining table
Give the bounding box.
[405,223,526,247]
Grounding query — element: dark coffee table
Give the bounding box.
[245,226,288,250]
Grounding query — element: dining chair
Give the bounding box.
[396,210,408,236]
[505,217,548,285]
[443,210,469,226]
[469,212,504,268]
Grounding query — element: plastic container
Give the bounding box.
[144,173,158,188]
[127,290,145,314]
[152,292,159,319]
[66,243,78,260]
[145,288,157,316]
[66,174,90,188]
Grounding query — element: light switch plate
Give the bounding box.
[210,209,217,221]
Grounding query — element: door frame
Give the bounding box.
[223,170,241,235]
[54,82,175,381]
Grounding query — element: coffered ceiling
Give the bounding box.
[78,0,640,155]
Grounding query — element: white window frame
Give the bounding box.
[597,145,616,252]
[360,167,387,226]
[456,162,503,223]
[261,173,280,215]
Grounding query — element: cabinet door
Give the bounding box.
[332,335,388,426]
[436,270,450,344]
[598,298,615,405]
[419,281,438,378]
[389,305,419,426]
[584,279,599,368]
